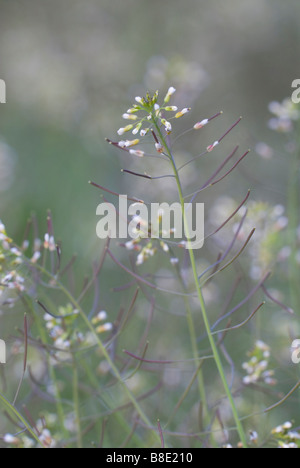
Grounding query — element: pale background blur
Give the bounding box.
[0,0,299,266]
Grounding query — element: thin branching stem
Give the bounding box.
[152,116,248,447]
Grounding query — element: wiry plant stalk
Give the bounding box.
[152,116,248,448]
[32,261,159,445]
[287,129,300,314]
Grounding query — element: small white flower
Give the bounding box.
[44,313,53,322]
[257,360,268,370]
[168,87,176,95]
[3,434,19,444]
[129,149,145,157]
[22,240,30,250]
[96,322,113,333]
[170,258,179,265]
[125,240,135,250]
[44,233,50,246]
[40,428,56,448]
[132,126,140,135]
[155,142,164,153]
[164,87,176,103]
[136,252,145,265]
[10,247,22,256]
[288,432,300,440]
[55,337,71,350]
[48,236,56,252]
[243,375,255,385]
[160,242,169,252]
[273,425,284,434]
[140,128,149,137]
[31,251,41,263]
[256,340,269,351]
[96,311,107,321]
[249,431,258,443]
[164,121,172,133]
[135,96,143,104]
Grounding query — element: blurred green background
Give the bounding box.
[1,0,299,260]
[0,0,300,447]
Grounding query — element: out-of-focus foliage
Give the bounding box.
[0,0,300,449]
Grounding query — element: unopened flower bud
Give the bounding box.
[132,122,142,135]
[155,142,164,153]
[92,311,108,324]
[127,107,139,114]
[194,119,209,130]
[122,113,138,121]
[31,251,41,263]
[118,139,140,148]
[175,108,191,119]
[126,139,140,147]
[165,106,178,112]
[96,322,113,333]
[164,87,176,103]
[207,141,219,152]
[129,149,145,157]
[117,125,134,135]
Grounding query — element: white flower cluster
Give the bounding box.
[242,340,276,386]
[268,98,300,133]
[44,311,74,351]
[234,202,289,280]
[108,87,212,159]
[44,306,113,360]
[0,220,26,300]
[272,421,300,449]
[123,212,178,267]
[3,417,57,448]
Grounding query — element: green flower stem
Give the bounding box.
[32,264,158,444]
[72,354,83,448]
[0,392,44,447]
[77,356,144,447]
[23,294,70,441]
[63,288,155,436]
[153,118,248,447]
[174,267,209,423]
